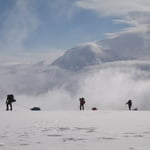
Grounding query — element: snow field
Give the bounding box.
[0,111,150,150]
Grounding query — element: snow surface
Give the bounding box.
[0,110,150,150]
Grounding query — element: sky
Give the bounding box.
[0,0,128,64]
[0,0,150,64]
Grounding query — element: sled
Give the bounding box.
[30,107,41,111]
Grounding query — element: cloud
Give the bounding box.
[76,0,150,16]
[0,0,78,64]
[15,89,76,111]
[76,0,150,35]
[0,0,38,52]
[1,60,150,110]
[0,49,65,65]
[46,0,79,21]
[76,61,150,110]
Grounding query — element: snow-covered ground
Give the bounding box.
[0,110,150,150]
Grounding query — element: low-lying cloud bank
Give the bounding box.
[79,61,150,110]
[1,60,150,111]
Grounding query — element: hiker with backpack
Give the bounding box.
[6,94,16,111]
[126,99,132,111]
[79,97,86,110]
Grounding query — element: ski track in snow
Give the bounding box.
[0,111,150,150]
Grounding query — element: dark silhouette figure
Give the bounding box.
[126,99,132,110]
[79,97,86,110]
[6,94,16,111]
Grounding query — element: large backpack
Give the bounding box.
[80,98,85,105]
[9,94,16,102]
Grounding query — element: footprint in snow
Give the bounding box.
[133,134,143,138]
[0,143,5,147]
[129,147,135,150]
[19,143,29,146]
[98,137,118,141]
[124,132,143,138]
[74,127,96,133]
[62,137,86,142]
[59,127,70,131]
[47,134,62,137]
[143,131,150,134]
[0,135,7,138]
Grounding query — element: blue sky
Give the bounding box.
[0,0,149,64]
[25,4,128,51]
[0,0,127,50]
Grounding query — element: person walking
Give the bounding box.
[6,94,16,111]
[79,97,86,110]
[126,99,132,111]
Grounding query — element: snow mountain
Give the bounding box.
[97,32,150,60]
[51,43,113,71]
[52,32,150,71]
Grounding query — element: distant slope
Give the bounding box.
[97,32,150,60]
[51,43,113,71]
[51,32,150,71]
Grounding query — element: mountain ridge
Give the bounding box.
[51,32,150,71]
